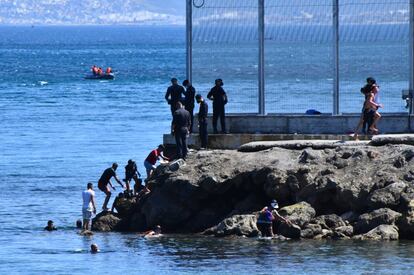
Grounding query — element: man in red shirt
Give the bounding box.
[144,145,169,179]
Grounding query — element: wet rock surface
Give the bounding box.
[92,140,414,240]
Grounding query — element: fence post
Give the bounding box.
[333,0,340,115]
[410,0,414,115]
[258,0,265,115]
[186,0,193,83]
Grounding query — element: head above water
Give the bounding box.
[91,243,99,253]
[76,219,82,229]
[87,182,93,189]
[47,220,54,226]
[366,77,376,84]
[155,225,162,234]
[112,163,118,170]
[171,78,178,84]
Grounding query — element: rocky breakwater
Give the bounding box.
[93,135,414,240]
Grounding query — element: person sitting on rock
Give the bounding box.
[44,220,57,231]
[256,200,291,237]
[144,145,169,180]
[144,225,162,238]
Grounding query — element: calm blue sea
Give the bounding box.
[1,25,414,274]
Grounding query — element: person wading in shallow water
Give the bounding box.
[98,163,124,211]
[82,182,96,231]
[256,199,292,237]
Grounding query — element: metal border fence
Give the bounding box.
[186,0,414,115]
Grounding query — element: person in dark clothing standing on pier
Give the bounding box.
[182,79,196,133]
[172,102,191,160]
[207,79,228,134]
[165,78,185,116]
[196,94,208,149]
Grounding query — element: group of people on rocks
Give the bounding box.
[91,65,112,76]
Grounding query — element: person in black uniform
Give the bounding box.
[182,79,196,133]
[172,102,191,160]
[196,94,208,149]
[165,78,185,116]
[124,159,142,194]
[207,79,228,134]
[98,163,124,211]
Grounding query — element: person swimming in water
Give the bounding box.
[144,225,162,238]
[44,220,57,231]
[90,243,99,253]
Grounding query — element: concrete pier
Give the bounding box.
[163,114,414,149]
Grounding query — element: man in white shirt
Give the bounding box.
[82,182,96,230]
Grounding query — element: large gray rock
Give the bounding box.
[370,134,414,146]
[277,223,301,239]
[354,208,402,234]
[367,182,407,210]
[278,202,316,227]
[311,214,346,229]
[353,225,399,240]
[204,215,259,237]
[92,212,121,232]
[301,223,323,239]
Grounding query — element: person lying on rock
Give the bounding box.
[44,220,57,231]
[256,199,292,237]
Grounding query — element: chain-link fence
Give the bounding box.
[190,0,410,114]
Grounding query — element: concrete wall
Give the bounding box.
[191,114,414,134]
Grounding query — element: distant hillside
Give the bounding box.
[0,0,185,25]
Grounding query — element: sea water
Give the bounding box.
[0,25,413,274]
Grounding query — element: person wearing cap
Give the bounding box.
[165,78,185,117]
[256,199,291,237]
[124,159,141,193]
[172,101,191,160]
[82,182,96,230]
[98,163,124,211]
[196,94,208,149]
[44,220,57,231]
[144,145,170,180]
[182,79,196,133]
[207,79,228,134]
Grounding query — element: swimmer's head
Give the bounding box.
[91,243,99,253]
[76,219,82,229]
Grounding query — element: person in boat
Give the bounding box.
[91,65,98,75]
[97,67,103,75]
[106,67,112,75]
